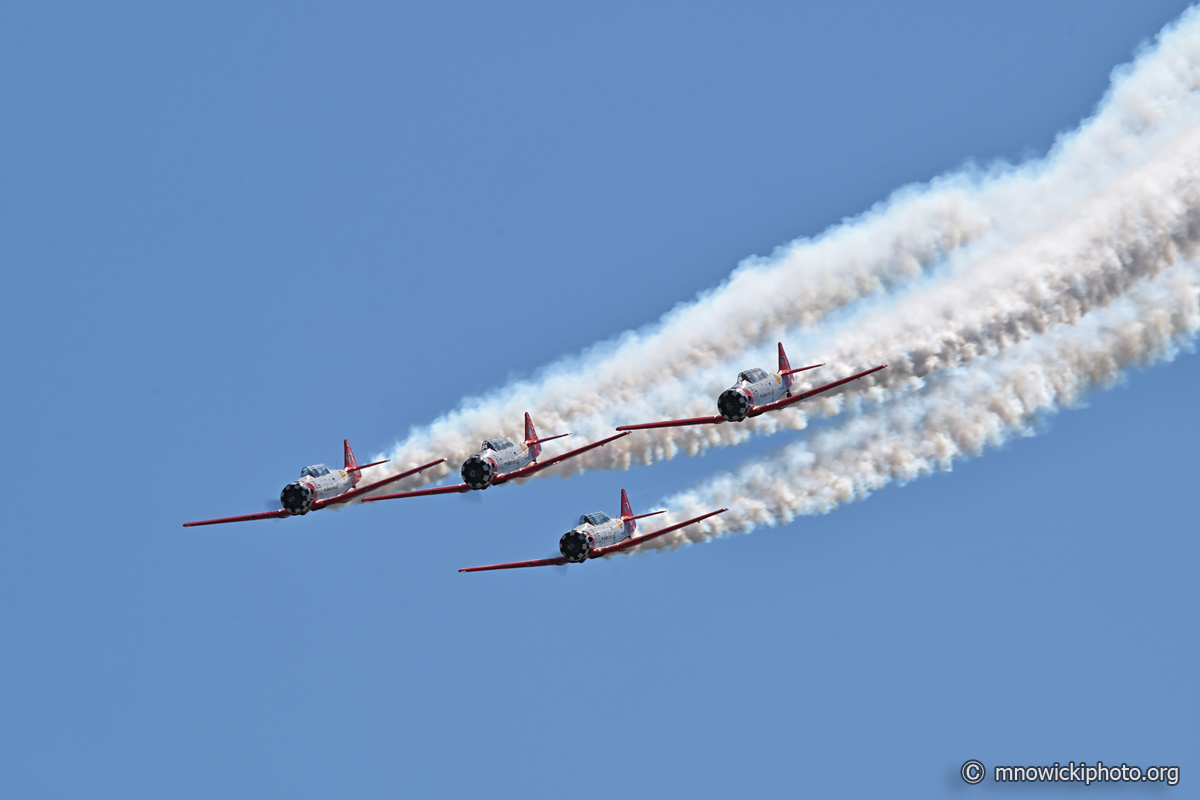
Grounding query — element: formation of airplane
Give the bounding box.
[362,413,628,502]
[182,440,444,527]
[616,343,885,431]
[184,342,885,573]
[459,489,727,572]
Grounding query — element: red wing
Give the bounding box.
[362,482,471,502]
[317,458,448,507]
[495,431,630,483]
[748,365,886,417]
[590,508,728,557]
[183,509,290,527]
[615,415,726,432]
[459,555,570,573]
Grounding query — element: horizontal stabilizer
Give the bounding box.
[622,510,666,522]
[528,432,570,446]
[781,363,823,376]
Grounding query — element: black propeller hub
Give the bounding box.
[280,481,314,515]
[718,388,751,422]
[559,530,594,563]
[461,456,495,490]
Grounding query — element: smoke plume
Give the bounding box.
[370,8,1200,545]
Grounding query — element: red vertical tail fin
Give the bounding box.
[520,413,569,460]
[621,488,635,535]
[619,489,668,535]
[778,341,793,390]
[344,439,361,479]
[524,412,541,460]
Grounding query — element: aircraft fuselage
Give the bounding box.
[460,437,536,489]
[558,512,635,562]
[717,367,792,422]
[280,464,357,515]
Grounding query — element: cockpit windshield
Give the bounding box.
[300,464,331,478]
[481,438,511,451]
[578,512,611,526]
[738,368,768,384]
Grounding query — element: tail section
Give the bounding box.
[621,489,636,535]
[778,342,824,389]
[523,412,570,460]
[778,342,793,390]
[342,439,389,485]
[617,489,668,536]
[524,412,541,460]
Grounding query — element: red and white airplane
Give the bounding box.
[616,342,886,431]
[460,489,727,572]
[363,413,629,503]
[182,440,444,527]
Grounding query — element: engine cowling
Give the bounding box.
[559,529,594,563]
[717,388,752,422]
[460,456,496,490]
[280,481,314,515]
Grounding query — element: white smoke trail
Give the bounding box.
[374,7,1200,493]
[611,128,1199,463]
[645,260,1199,550]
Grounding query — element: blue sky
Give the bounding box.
[1,1,1196,797]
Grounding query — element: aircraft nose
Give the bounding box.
[460,456,494,489]
[558,530,592,563]
[280,481,314,515]
[718,388,750,421]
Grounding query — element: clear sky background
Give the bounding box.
[2,2,1197,797]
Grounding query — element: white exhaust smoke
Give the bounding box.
[645,261,1199,550]
[373,8,1200,524]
